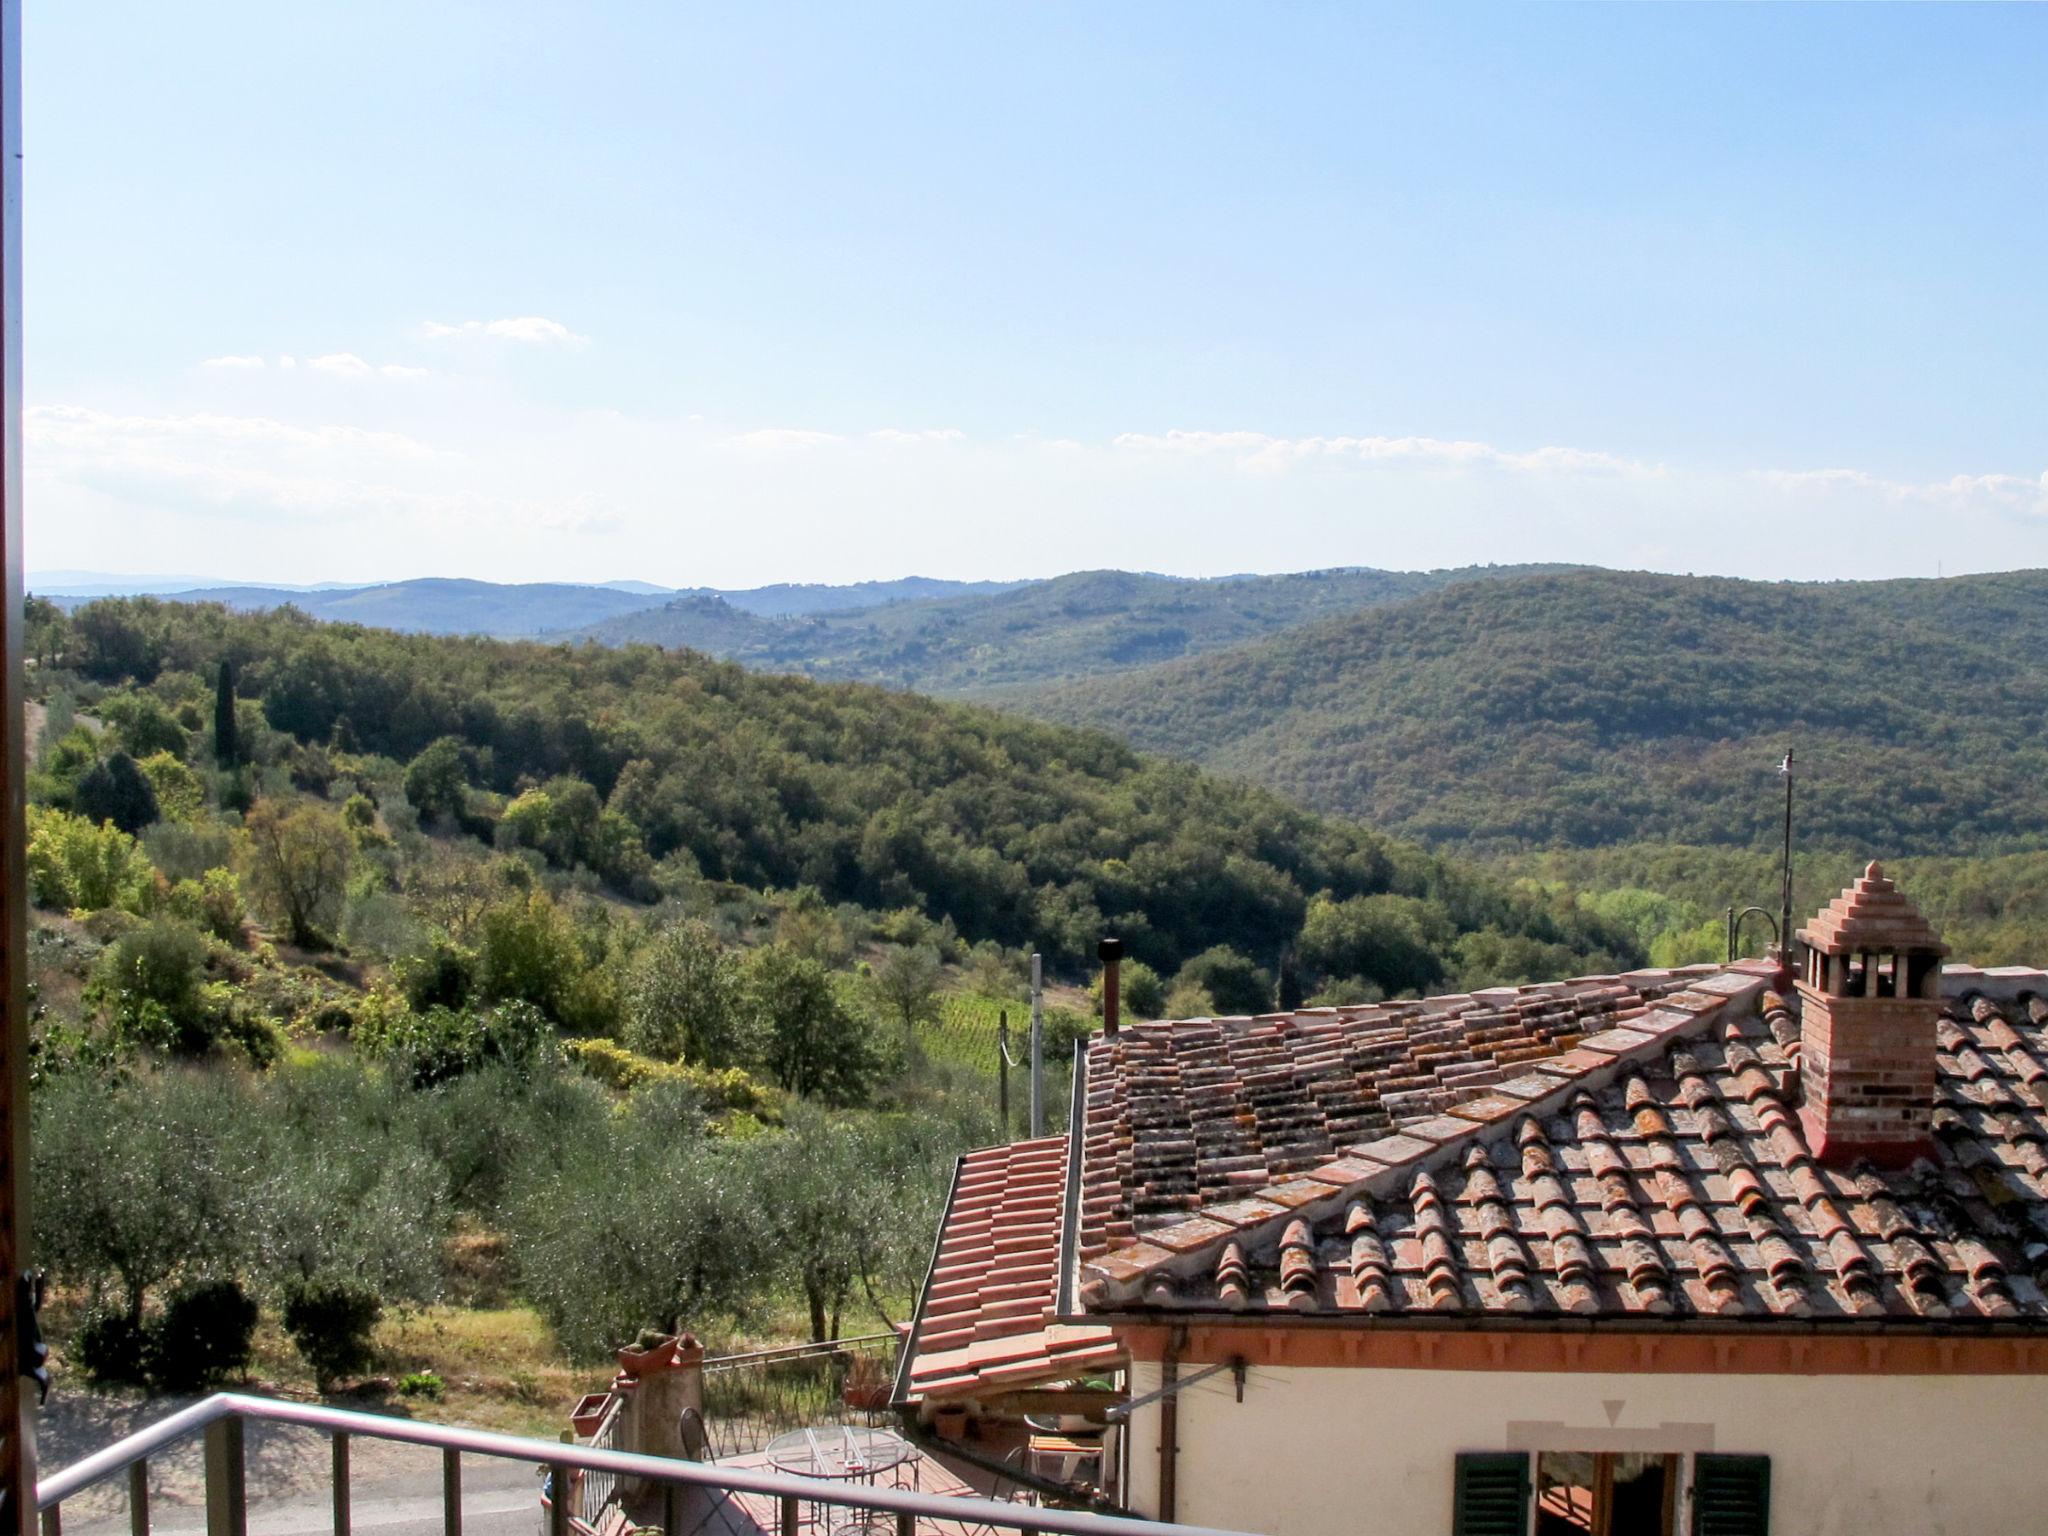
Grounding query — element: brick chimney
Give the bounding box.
[1794,861,1947,1167]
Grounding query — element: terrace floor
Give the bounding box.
[617,1441,1038,1536]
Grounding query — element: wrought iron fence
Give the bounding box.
[703,1334,900,1458]
[576,1384,629,1527]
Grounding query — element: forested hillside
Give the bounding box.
[34,595,1634,988]
[578,564,1576,695]
[1026,568,2048,856]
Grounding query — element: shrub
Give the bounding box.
[397,1369,444,1400]
[1093,957,1164,1020]
[281,1278,382,1392]
[98,919,216,1056]
[565,1039,779,1117]
[148,1279,258,1392]
[27,805,153,912]
[71,1308,151,1387]
[165,869,245,944]
[357,998,558,1089]
[138,751,205,823]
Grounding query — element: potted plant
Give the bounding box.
[571,1393,612,1438]
[931,1404,969,1442]
[841,1352,889,1411]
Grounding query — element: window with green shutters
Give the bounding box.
[1690,1454,1770,1536]
[1454,1451,1531,1536]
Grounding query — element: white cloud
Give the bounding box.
[23,404,612,534]
[1112,428,1655,478]
[279,355,296,369]
[379,364,431,380]
[1753,465,2048,515]
[423,316,584,345]
[309,352,374,379]
[869,427,965,445]
[200,355,266,371]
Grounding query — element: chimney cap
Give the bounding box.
[1097,937,1125,963]
[1797,859,1947,956]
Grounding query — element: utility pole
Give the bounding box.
[996,1010,1010,1137]
[1029,953,1044,1138]
[1778,750,1795,969]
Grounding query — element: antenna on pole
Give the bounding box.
[1028,953,1044,1137]
[1777,749,1795,969]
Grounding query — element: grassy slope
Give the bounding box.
[577,564,1582,696]
[1021,568,2048,857]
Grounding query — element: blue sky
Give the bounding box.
[24,3,2048,586]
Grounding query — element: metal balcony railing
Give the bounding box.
[703,1334,899,1458]
[35,1393,1256,1536]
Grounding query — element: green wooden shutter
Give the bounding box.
[1692,1453,1771,1536]
[1452,1451,1530,1536]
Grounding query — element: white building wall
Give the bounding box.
[1122,1360,2043,1536]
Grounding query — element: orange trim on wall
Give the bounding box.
[1112,1322,2048,1376]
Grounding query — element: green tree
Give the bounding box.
[625,920,752,1066]
[101,693,188,759]
[1298,893,1451,997]
[32,1070,245,1323]
[744,944,881,1105]
[76,751,160,835]
[1170,945,1273,1015]
[214,659,239,768]
[403,736,470,825]
[243,799,353,947]
[871,944,941,1050]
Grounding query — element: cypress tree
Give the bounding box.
[214,660,238,769]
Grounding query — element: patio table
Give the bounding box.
[764,1425,919,1511]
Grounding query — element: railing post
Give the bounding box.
[547,1463,570,1536]
[203,1417,246,1536]
[127,1460,149,1536]
[663,1482,680,1536]
[331,1433,350,1536]
[895,1510,913,1536]
[778,1492,798,1536]
[440,1449,461,1536]
[37,1505,56,1536]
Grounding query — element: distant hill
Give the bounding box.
[1022,568,2048,857]
[36,573,1030,636]
[690,576,1028,616]
[581,564,1579,694]
[43,578,672,638]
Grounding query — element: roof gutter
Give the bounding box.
[1057,1038,1088,1318]
[890,1150,965,1412]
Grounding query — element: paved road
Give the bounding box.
[61,1451,544,1536]
[41,1398,547,1536]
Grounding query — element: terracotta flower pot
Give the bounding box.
[571,1393,612,1438]
[932,1406,969,1442]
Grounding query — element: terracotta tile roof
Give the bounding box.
[1077,972,2048,1325]
[1799,859,1948,955]
[899,1136,1124,1405]
[1075,968,1725,1261]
